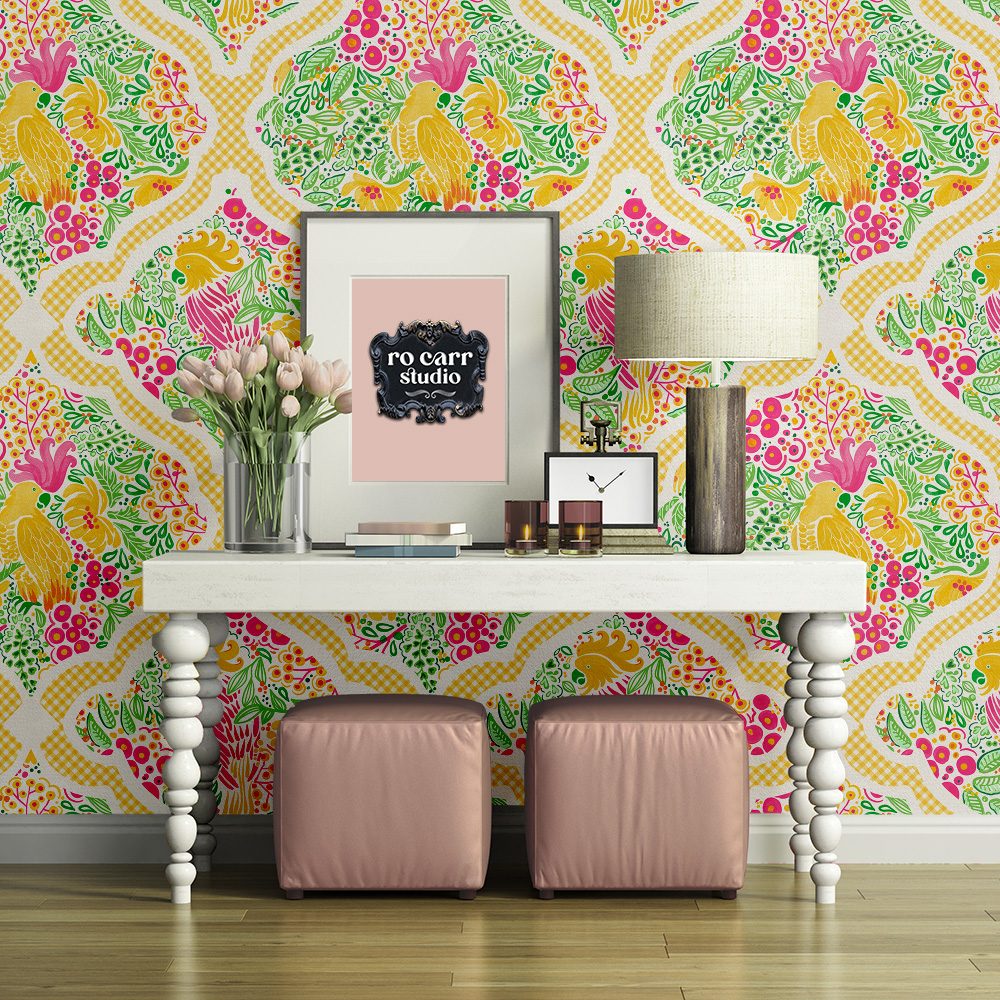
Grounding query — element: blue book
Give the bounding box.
[353,545,460,558]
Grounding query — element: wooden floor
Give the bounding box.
[2,863,998,999]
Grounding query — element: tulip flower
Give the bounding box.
[334,389,353,414]
[300,354,318,377]
[171,407,199,423]
[327,359,350,391]
[271,329,291,362]
[214,349,238,374]
[177,369,206,398]
[201,369,226,394]
[276,361,303,391]
[303,362,334,397]
[224,369,245,403]
[181,355,209,378]
[238,345,264,379]
[281,394,301,417]
[287,347,306,369]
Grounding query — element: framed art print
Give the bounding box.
[544,452,659,528]
[302,212,559,544]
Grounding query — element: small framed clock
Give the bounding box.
[544,452,658,528]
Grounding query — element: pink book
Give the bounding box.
[357,521,467,535]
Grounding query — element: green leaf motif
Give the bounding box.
[972,774,1000,795]
[86,312,113,350]
[897,296,915,329]
[86,712,113,750]
[186,0,218,32]
[896,696,915,729]
[886,712,912,748]
[97,695,115,729]
[576,345,613,374]
[572,364,622,397]
[884,312,912,349]
[487,712,512,749]
[496,696,516,730]
[978,747,1000,774]
[120,700,136,736]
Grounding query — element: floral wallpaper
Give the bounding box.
[0,0,998,828]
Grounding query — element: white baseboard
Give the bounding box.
[1,811,997,865]
[746,813,1000,864]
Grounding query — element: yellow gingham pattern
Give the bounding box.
[0,673,23,775]
[492,762,525,803]
[39,728,148,812]
[844,726,949,814]
[39,615,165,724]
[444,613,590,700]
[749,754,791,791]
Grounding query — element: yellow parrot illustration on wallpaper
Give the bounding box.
[0,82,75,211]
[791,482,872,564]
[975,238,1000,295]
[0,482,75,611]
[791,81,873,211]
[392,81,474,211]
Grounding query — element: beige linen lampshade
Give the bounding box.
[614,252,819,362]
[613,251,819,554]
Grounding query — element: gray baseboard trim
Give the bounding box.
[2,809,997,865]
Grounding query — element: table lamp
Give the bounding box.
[613,252,818,554]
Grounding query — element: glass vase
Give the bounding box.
[224,432,310,553]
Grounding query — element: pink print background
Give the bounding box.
[350,276,508,483]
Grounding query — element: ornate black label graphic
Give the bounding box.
[369,320,489,424]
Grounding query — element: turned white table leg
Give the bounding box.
[192,614,230,872]
[778,612,814,873]
[152,613,210,904]
[797,612,854,904]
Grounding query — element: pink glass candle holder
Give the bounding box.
[505,500,549,557]
[558,500,602,557]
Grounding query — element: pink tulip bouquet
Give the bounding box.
[171,331,352,550]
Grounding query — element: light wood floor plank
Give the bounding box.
[2,862,998,997]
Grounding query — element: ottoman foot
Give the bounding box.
[286,889,304,900]
[538,889,555,900]
[459,889,476,900]
[716,889,737,900]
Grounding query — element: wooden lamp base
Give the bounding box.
[685,386,746,554]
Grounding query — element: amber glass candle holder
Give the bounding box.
[558,500,602,557]
[505,500,548,557]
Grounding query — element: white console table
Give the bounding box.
[142,549,866,904]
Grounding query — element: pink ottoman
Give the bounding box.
[275,694,491,899]
[526,695,748,898]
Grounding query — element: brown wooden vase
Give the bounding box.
[685,386,746,554]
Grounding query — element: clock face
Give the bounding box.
[545,453,657,527]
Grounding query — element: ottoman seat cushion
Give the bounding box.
[526,694,749,892]
[275,694,491,892]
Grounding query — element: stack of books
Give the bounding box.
[547,526,673,555]
[602,526,674,555]
[347,521,471,558]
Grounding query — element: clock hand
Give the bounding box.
[587,473,606,494]
[598,470,626,491]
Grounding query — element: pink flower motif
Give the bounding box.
[9,38,79,93]
[9,439,77,492]
[985,293,1000,337]
[811,438,876,492]
[985,692,1000,737]
[410,37,477,92]
[811,37,877,93]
